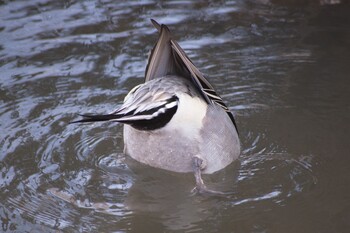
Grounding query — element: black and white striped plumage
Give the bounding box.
[76,78,180,130]
[74,20,240,176]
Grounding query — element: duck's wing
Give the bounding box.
[71,81,179,130]
[149,19,238,131]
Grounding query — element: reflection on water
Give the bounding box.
[1,0,350,232]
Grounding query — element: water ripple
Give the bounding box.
[229,131,317,207]
[1,0,343,232]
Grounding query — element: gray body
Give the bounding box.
[123,76,240,174]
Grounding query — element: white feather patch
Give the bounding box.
[164,94,207,139]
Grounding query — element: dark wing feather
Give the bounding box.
[70,114,118,124]
[71,85,179,131]
[170,37,238,131]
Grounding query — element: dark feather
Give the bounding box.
[71,96,179,130]
[145,24,176,82]
[70,114,119,124]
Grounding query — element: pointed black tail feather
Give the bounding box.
[150,19,161,31]
[70,114,119,124]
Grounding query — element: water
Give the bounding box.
[1,0,350,232]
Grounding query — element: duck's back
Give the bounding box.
[123,76,240,174]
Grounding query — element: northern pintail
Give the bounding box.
[74,19,240,193]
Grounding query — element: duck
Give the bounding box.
[73,19,240,194]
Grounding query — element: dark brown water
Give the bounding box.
[1,1,350,232]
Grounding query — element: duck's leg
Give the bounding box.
[192,155,207,192]
[191,155,224,195]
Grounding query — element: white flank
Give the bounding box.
[164,93,207,138]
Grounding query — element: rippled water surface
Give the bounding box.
[1,0,350,232]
